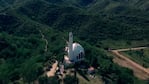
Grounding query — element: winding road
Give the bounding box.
[111,47,149,80]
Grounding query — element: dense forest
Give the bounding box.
[0,0,149,84]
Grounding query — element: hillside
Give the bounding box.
[9,0,148,43]
[0,0,149,84]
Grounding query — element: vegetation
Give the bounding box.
[64,75,78,84]
[121,49,149,68]
[39,76,60,84]
[0,0,149,84]
[83,43,136,84]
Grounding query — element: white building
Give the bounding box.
[64,32,85,64]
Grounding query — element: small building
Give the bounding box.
[88,66,95,78]
[88,66,95,74]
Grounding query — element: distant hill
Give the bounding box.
[0,0,148,43]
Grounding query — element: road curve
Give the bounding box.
[111,47,149,80]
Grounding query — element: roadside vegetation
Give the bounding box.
[121,49,149,68]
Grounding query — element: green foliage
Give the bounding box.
[39,76,60,84]
[0,0,149,83]
[16,0,149,43]
[0,17,65,83]
[64,75,78,84]
[0,63,15,83]
[81,41,136,84]
[98,56,135,84]
[20,56,43,82]
[122,49,149,68]
[0,32,45,83]
[0,15,21,34]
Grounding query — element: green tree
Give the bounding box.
[64,75,78,84]
[20,56,43,83]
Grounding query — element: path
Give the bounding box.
[47,61,58,77]
[39,30,58,77]
[39,30,48,52]
[111,47,149,80]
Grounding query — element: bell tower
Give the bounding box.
[68,32,73,61]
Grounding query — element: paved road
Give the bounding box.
[111,47,149,80]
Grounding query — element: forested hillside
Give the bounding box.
[0,0,149,83]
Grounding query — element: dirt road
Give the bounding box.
[39,30,48,52]
[111,47,149,80]
[47,61,58,77]
[112,47,147,52]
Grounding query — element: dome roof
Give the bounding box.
[72,43,84,55]
[66,42,85,63]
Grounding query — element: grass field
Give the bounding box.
[121,48,149,68]
[77,73,103,84]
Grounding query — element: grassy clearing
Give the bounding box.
[77,73,103,84]
[121,48,149,68]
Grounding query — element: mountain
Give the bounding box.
[10,0,148,43]
[0,0,149,83]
